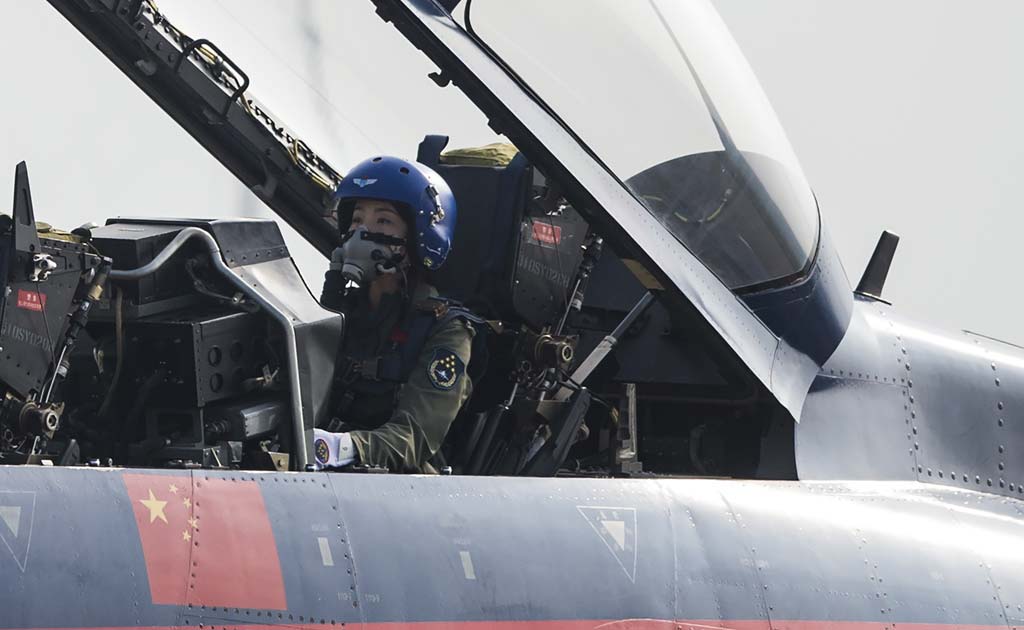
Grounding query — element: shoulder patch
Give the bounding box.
[427,347,464,391]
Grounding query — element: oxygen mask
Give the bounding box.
[332,226,406,285]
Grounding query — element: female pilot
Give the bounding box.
[313,156,479,474]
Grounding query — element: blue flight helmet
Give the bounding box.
[333,156,457,271]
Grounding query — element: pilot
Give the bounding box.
[313,156,481,474]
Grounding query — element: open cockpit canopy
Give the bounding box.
[44,0,849,423]
[459,0,820,290]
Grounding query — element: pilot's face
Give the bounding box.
[348,199,408,242]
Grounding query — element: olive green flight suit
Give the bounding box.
[349,316,474,474]
[321,278,475,474]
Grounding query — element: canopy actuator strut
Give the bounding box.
[553,291,655,402]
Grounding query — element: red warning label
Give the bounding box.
[530,221,563,247]
[16,290,45,312]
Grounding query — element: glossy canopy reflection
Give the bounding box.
[465,0,820,289]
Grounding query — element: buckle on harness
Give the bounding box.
[356,356,382,381]
[416,299,449,320]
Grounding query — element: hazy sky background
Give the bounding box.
[1,1,1022,343]
[715,0,1024,343]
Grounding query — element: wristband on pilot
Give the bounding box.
[313,428,357,469]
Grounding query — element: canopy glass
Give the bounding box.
[463,0,819,289]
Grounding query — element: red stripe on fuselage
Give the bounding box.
[7,621,1011,630]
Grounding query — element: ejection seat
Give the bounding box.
[417,136,529,472]
[418,135,588,329]
[416,135,530,318]
[416,135,591,474]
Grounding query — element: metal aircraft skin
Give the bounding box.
[0,1,1022,629]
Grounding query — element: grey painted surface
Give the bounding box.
[800,295,1024,501]
[0,466,1022,626]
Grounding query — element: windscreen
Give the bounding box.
[463,0,819,289]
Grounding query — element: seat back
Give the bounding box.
[417,135,531,318]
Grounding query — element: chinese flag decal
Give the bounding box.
[123,474,287,610]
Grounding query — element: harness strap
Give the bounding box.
[335,296,490,424]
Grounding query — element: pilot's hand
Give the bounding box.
[329,246,346,271]
[320,248,350,310]
[313,428,358,470]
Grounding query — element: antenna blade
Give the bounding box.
[855,230,900,300]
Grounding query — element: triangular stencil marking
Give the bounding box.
[577,506,638,582]
[0,491,36,572]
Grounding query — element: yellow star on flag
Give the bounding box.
[183,497,191,508]
[139,489,168,524]
[168,484,179,495]
[188,517,199,529]
[182,530,191,542]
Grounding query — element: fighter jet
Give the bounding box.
[0,1,1021,629]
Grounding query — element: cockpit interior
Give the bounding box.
[0,0,828,480]
[0,133,796,481]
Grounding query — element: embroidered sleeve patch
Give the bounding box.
[314,437,330,466]
[427,347,464,391]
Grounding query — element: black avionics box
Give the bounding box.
[89,222,201,320]
[88,217,289,321]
